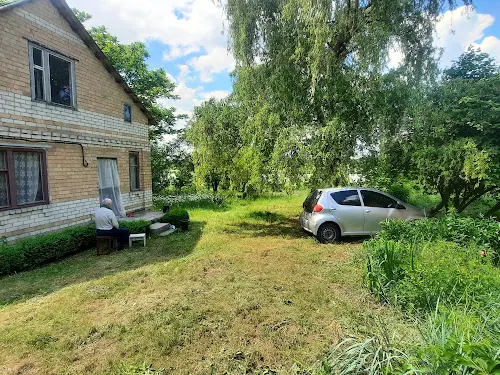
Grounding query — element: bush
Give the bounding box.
[388,181,412,203]
[377,214,500,264]
[0,224,96,276]
[153,193,224,210]
[160,208,189,228]
[0,220,152,276]
[120,220,151,235]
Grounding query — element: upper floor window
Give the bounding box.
[29,43,77,109]
[0,148,49,210]
[124,104,132,122]
[129,152,140,191]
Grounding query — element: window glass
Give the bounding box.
[129,153,139,190]
[124,104,132,122]
[331,190,361,206]
[49,55,71,106]
[14,152,43,204]
[0,151,6,169]
[303,190,322,213]
[0,173,8,207]
[34,68,44,101]
[33,47,43,67]
[361,190,397,208]
[0,152,8,206]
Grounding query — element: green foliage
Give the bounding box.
[151,137,194,194]
[71,7,92,23]
[160,208,190,228]
[307,337,409,375]
[371,48,500,215]
[414,304,500,374]
[0,225,96,276]
[154,193,225,210]
[187,97,245,193]
[119,220,151,236]
[104,363,165,375]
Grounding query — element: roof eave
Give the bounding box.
[0,0,31,12]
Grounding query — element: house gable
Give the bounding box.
[0,0,153,125]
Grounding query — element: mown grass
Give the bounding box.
[0,193,416,375]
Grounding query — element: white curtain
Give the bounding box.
[14,152,41,204]
[97,159,125,217]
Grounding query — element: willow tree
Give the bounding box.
[219,0,472,189]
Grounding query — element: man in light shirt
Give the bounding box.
[95,198,129,250]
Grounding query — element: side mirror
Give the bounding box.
[396,203,406,209]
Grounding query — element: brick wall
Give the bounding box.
[0,0,155,242]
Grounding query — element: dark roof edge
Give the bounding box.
[0,0,31,12]
[1,0,156,125]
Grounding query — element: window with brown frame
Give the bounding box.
[129,152,140,191]
[0,148,49,210]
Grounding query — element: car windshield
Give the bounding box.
[303,190,322,213]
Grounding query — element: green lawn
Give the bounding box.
[0,194,416,374]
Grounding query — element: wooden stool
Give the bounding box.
[96,236,117,255]
[129,233,146,248]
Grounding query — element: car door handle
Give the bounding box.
[365,210,371,213]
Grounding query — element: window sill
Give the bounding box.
[31,99,78,111]
[0,201,50,213]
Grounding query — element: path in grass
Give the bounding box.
[0,194,416,375]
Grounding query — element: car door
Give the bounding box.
[329,189,365,234]
[360,190,399,233]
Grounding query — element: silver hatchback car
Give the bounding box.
[300,187,425,243]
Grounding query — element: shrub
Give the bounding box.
[0,224,96,276]
[120,220,151,235]
[388,181,412,203]
[160,208,189,228]
[0,220,152,276]
[153,193,224,210]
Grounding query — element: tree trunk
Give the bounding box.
[429,199,446,217]
[486,201,500,217]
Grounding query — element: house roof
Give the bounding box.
[0,0,156,125]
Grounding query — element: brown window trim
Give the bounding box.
[0,147,50,212]
[129,151,141,192]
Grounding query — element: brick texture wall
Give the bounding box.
[0,0,154,242]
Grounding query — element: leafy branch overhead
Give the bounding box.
[72,9,185,140]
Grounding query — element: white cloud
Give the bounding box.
[163,45,200,61]
[188,47,235,82]
[473,35,500,62]
[434,6,495,67]
[388,6,498,69]
[67,0,227,58]
[199,90,231,100]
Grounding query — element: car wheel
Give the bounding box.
[316,223,340,244]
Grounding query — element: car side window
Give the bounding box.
[331,190,361,206]
[361,190,398,208]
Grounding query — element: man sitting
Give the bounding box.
[95,198,130,250]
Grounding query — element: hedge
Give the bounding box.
[160,208,189,228]
[0,220,151,277]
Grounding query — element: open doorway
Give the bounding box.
[97,158,125,217]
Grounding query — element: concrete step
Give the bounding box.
[159,228,176,237]
[150,222,171,236]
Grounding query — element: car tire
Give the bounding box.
[316,223,340,244]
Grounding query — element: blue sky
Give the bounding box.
[67,0,500,131]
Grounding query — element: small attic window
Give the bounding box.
[124,104,132,123]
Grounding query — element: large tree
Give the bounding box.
[187,98,245,193]
[372,48,500,215]
[216,0,472,190]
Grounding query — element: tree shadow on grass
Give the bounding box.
[0,221,206,307]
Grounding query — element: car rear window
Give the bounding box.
[303,190,322,213]
[331,190,361,206]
